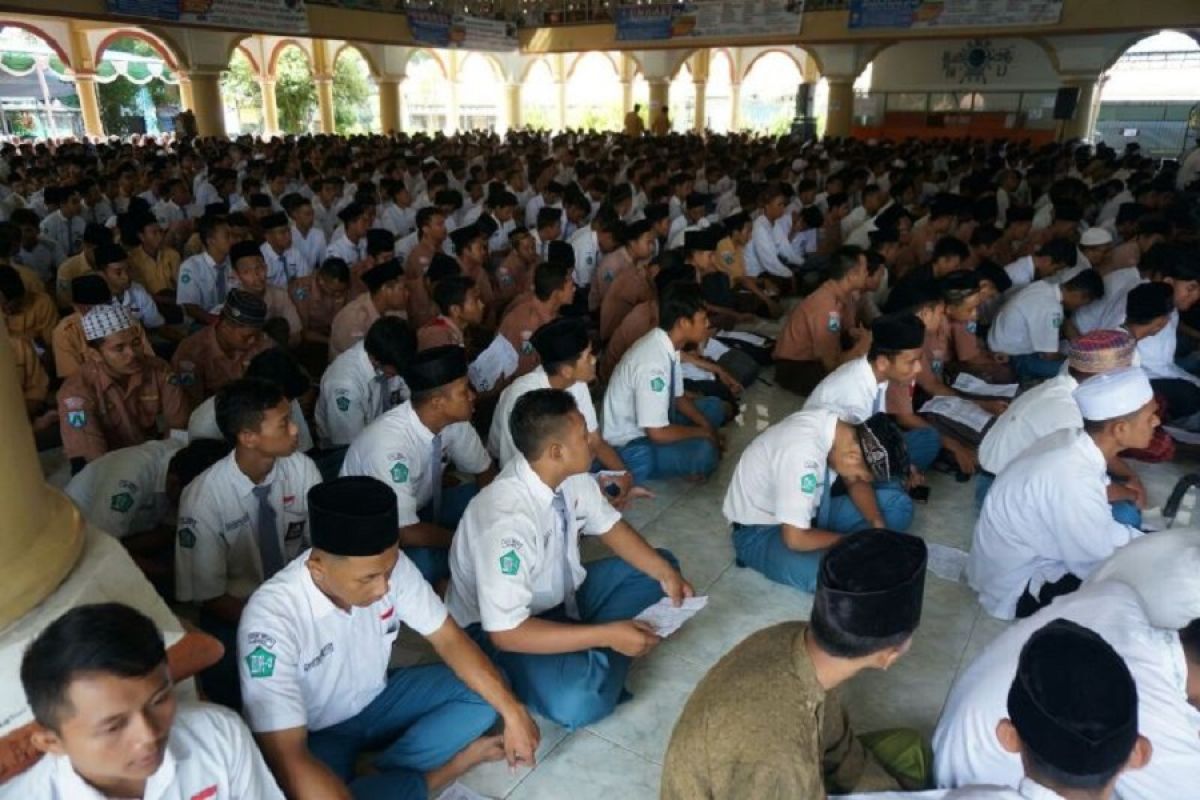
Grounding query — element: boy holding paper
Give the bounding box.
[447,388,692,730]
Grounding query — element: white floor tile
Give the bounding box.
[506,731,661,800]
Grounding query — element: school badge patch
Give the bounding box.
[245,646,276,679]
[800,473,818,495]
[110,492,134,513]
[390,461,409,483]
[499,549,521,576]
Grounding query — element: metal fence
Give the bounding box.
[1095,120,1193,159]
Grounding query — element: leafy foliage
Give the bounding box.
[333,49,373,134]
[275,47,316,134]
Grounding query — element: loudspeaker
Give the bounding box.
[1053,87,1081,121]
[795,82,811,118]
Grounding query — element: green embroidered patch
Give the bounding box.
[390,461,409,483]
[800,473,818,495]
[335,396,350,412]
[180,273,191,284]
[110,492,134,513]
[499,549,521,576]
[650,376,666,393]
[245,646,276,678]
[178,528,196,548]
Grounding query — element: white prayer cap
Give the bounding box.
[892,158,907,169]
[81,304,135,342]
[791,158,807,172]
[1073,366,1153,421]
[1080,227,1114,247]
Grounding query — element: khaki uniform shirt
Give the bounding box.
[417,316,465,351]
[661,622,900,800]
[52,311,156,380]
[55,252,92,308]
[12,333,49,405]
[171,324,270,407]
[129,246,182,295]
[774,281,849,363]
[329,291,394,360]
[289,274,347,338]
[601,301,657,382]
[498,297,555,379]
[716,237,747,281]
[58,356,190,462]
[404,240,440,329]
[589,247,633,312]
[600,266,652,342]
[5,291,59,346]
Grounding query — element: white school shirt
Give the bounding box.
[967,428,1140,620]
[154,199,186,229]
[340,401,491,526]
[840,205,868,237]
[312,199,338,239]
[977,375,1079,475]
[315,340,407,448]
[177,251,230,312]
[377,202,416,238]
[290,224,327,273]
[748,214,793,279]
[238,548,447,734]
[114,282,165,329]
[986,280,1063,357]
[569,225,600,286]
[601,328,682,448]
[194,179,220,210]
[1137,309,1200,387]
[175,450,322,603]
[188,396,314,453]
[325,230,365,265]
[838,780,1062,799]
[446,456,621,631]
[15,239,62,282]
[64,439,183,540]
[934,581,1200,800]
[39,210,84,257]
[487,367,598,467]
[260,241,307,287]
[0,704,284,800]
[803,356,887,423]
[1002,255,1036,291]
[1071,267,1142,335]
[722,408,837,529]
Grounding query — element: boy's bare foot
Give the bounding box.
[425,734,506,794]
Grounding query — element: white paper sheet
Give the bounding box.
[702,337,730,360]
[926,543,969,584]
[951,372,1018,398]
[1163,425,1200,445]
[468,335,519,393]
[437,782,492,800]
[634,596,708,638]
[919,395,994,433]
[717,330,768,347]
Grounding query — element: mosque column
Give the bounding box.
[730,81,742,130]
[648,78,670,128]
[505,82,522,131]
[176,72,195,113]
[73,72,104,139]
[189,68,227,138]
[620,79,632,115]
[693,79,707,132]
[378,75,402,133]
[259,77,279,136]
[555,79,567,131]
[824,77,855,138]
[1060,74,1101,141]
[314,73,335,134]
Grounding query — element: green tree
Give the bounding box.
[333,50,373,134]
[275,47,316,134]
[95,37,178,135]
[220,49,262,134]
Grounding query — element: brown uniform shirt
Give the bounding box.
[460,261,497,318]
[417,316,465,351]
[949,318,981,363]
[13,263,47,297]
[589,247,633,312]
[329,291,395,360]
[56,253,92,307]
[716,237,747,281]
[5,291,59,346]
[261,285,302,338]
[51,312,155,380]
[600,267,652,342]
[171,324,270,407]
[915,317,952,394]
[405,240,440,329]
[128,246,182,295]
[773,281,849,364]
[289,274,348,338]
[601,301,657,381]
[496,250,536,308]
[661,622,900,800]
[12,333,49,406]
[498,296,556,379]
[58,356,190,462]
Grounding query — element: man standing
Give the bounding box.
[448,388,689,729]
[238,477,539,799]
[661,529,929,798]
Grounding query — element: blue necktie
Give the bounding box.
[374,373,391,417]
[215,262,228,300]
[252,484,284,578]
[429,433,444,523]
[552,490,580,620]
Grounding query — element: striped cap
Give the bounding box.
[1067,329,1135,374]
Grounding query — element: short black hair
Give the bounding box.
[1024,748,1122,792]
[433,276,475,315]
[1064,268,1104,301]
[318,257,351,284]
[1182,618,1200,664]
[810,602,914,659]
[214,377,286,444]
[534,259,572,301]
[246,347,311,400]
[198,215,229,245]
[510,388,579,461]
[363,316,417,370]
[416,206,444,236]
[975,259,1012,294]
[0,264,25,302]
[826,245,865,280]
[168,438,233,489]
[21,603,166,732]
[931,236,969,262]
[658,280,705,332]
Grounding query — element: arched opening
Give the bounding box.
[333,45,378,134]
[741,51,802,135]
[273,43,316,134]
[521,57,556,131]
[95,34,181,136]
[402,50,448,134]
[704,50,734,133]
[566,51,621,131]
[1097,30,1200,157]
[458,53,502,132]
[669,62,694,133]
[0,24,78,137]
[220,46,262,136]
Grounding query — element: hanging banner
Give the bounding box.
[106,0,310,35]
[616,1,805,43]
[848,0,1064,30]
[406,10,518,51]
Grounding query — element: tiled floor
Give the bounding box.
[448,371,1197,800]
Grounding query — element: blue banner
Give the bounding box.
[614,6,674,42]
[849,0,1063,30]
[406,10,452,48]
[107,0,309,34]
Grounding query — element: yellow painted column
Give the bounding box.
[314,74,335,134]
[648,78,670,130]
[259,77,279,135]
[555,80,567,132]
[825,78,854,138]
[378,76,401,133]
[730,81,742,131]
[693,80,707,132]
[620,79,632,115]
[73,73,104,139]
[505,82,521,132]
[177,72,195,112]
[1060,75,1100,141]
[189,69,227,138]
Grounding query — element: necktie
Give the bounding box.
[215,262,228,300]
[279,254,291,283]
[552,490,580,620]
[429,433,444,523]
[374,373,391,417]
[669,356,678,400]
[252,484,284,579]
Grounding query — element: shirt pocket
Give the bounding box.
[282,510,308,559]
